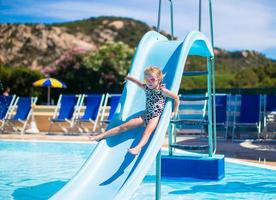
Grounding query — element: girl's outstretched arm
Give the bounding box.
[161,87,179,118]
[125,75,145,89]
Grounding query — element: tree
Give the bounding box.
[48,41,134,95]
[0,65,11,92]
[234,68,259,88]
[84,41,134,92]
[8,67,43,96]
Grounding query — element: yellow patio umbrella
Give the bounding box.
[33,78,67,105]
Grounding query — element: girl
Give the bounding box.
[89,66,179,155]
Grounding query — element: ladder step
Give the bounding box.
[180,96,208,101]
[171,119,208,125]
[100,120,110,124]
[179,104,205,109]
[183,71,208,76]
[170,144,209,151]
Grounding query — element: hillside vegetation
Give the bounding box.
[0,16,275,101]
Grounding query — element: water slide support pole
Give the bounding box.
[155,149,161,200]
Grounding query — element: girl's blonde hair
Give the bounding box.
[144,66,163,81]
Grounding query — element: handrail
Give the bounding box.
[207,58,213,156]
[156,0,174,40]
[198,0,214,47]
[198,0,202,31]
[211,57,217,155]
[169,0,174,39]
[157,0,214,46]
[208,0,214,48]
[157,0,161,32]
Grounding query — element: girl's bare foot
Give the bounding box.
[128,147,141,155]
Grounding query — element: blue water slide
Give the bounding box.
[50,30,213,200]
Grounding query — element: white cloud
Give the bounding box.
[210,0,276,51]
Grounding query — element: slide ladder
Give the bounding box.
[169,60,216,155]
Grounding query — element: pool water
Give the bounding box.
[0,141,92,200]
[0,140,275,200]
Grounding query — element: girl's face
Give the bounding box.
[144,73,160,89]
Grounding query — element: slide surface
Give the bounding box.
[50,30,214,200]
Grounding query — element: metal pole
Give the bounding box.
[156,0,174,40]
[208,0,214,47]
[156,150,161,200]
[157,0,162,31]
[211,57,217,154]
[168,123,173,156]
[47,86,51,105]
[208,0,216,154]
[207,58,213,157]
[198,0,202,31]
[168,0,174,39]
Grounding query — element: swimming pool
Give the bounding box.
[0,140,275,200]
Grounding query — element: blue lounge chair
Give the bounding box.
[168,94,208,153]
[266,95,276,112]
[263,95,276,133]
[0,95,16,129]
[2,96,38,134]
[232,95,262,140]
[48,94,82,134]
[100,94,121,125]
[214,94,229,139]
[74,94,105,132]
[171,94,208,135]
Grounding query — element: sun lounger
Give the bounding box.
[232,95,262,140]
[99,93,121,127]
[214,94,229,139]
[48,94,82,134]
[263,95,276,134]
[1,96,38,134]
[74,94,105,133]
[171,94,208,137]
[0,95,16,129]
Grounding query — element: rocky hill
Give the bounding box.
[0,24,95,70]
[0,17,152,70]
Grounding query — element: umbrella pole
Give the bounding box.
[47,86,51,105]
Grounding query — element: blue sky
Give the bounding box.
[1,0,276,59]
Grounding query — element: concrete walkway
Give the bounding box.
[169,136,276,166]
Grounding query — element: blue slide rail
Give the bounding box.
[50,30,213,200]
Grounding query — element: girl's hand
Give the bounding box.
[171,112,178,119]
[124,75,130,84]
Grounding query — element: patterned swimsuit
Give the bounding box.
[144,84,166,125]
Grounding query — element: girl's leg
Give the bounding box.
[89,116,144,141]
[128,117,159,155]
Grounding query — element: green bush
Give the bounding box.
[0,65,43,96]
[47,41,134,96]
[84,41,134,92]
[8,67,43,96]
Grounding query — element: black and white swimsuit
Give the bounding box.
[144,84,166,125]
